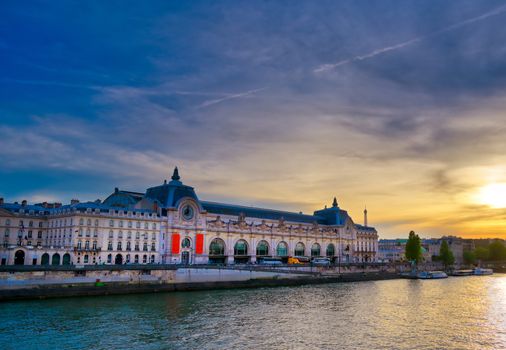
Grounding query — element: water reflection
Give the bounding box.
[0,276,505,350]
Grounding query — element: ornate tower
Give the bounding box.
[364,206,368,227]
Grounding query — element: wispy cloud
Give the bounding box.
[195,87,268,109]
[314,4,506,73]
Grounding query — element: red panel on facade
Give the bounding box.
[196,234,204,254]
[172,233,180,254]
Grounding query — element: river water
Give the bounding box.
[1,275,505,350]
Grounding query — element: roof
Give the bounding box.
[103,189,143,208]
[201,201,325,224]
[355,224,377,232]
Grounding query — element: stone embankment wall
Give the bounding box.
[0,265,399,301]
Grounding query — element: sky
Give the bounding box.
[2,1,506,239]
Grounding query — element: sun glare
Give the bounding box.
[477,183,506,208]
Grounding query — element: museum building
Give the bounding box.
[0,168,378,266]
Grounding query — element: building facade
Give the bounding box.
[0,168,378,266]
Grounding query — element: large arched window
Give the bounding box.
[295,242,305,256]
[62,253,71,265]
[256,241,269,256]
[14,250,25,265]
[326,244,335,257]
[209,238,225,256]
[51,253,60,265]
[234,240,248,256]
[276,241,288,256]
[41,253,50,265]
[311,243,321,257]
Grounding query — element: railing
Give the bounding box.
[0,261,393,273]
[73,247,102,252]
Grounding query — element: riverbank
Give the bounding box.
[0,265,399,301]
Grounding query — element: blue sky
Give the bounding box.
[2,1,506,238]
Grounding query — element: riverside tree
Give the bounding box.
[439,240,455,270]
[405,231,422,265]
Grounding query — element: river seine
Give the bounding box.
[1,275,505,349]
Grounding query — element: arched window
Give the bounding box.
[107,254,112,263]
[181,238,191,248]
[256,241,269,256]
[14,250,25,265]
[276,242,288,256]
[234,240,248,256]
[84,254,89,263]
[142,254,147,263]
[209,238,225,256]
[63,253,71,265]
[51,253,60,265]
[295,242,305,256]
[41,253,50,265]
[150,255,155,263]
[311,243,321,257]
[326,244,335,257]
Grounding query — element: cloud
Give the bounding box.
[195,87,268,109]
[3,1,506,238]
[314,3,506,73]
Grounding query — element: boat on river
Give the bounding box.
[472,267,493,275]
[451,270,473,276]
[417,271,448,279]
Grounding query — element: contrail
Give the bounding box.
[315,4,506,73]
[195,87,267,109]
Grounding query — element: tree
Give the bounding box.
[488,240,506,261]
[463,251,476,265]
[439,240,455,270]
[474,246,489,261]
[405,231,422,265]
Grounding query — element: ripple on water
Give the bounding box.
[0,276,505,350]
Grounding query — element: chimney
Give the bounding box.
[71,199,80,205]
[364,207,368,227]
[21,200,27,206]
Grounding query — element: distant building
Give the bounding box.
[423,236,464,264]
[378,239,407,262]
[0,168,379,266]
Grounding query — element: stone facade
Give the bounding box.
[0,168,378,266]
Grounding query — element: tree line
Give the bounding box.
[463,240,506,264]
[405,231,506,268]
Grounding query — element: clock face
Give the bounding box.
[182,205,194,220]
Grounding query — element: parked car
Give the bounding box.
[294,256,311,263]
[287,256,302,264]
[258,257,283,265]
[312,258,331,266]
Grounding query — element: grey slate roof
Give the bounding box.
[201,201,325,224]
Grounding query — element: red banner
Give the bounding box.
[171,233,180,254]
[195,234,204,254]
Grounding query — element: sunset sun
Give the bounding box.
[477,183,506,208]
